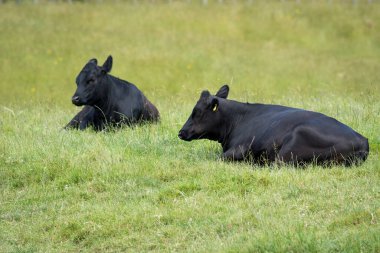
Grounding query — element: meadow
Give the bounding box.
[0,1,379,252]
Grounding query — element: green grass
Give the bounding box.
[0,1,379,252]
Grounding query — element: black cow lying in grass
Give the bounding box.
[65,56,159,131]
[178,85,369,166]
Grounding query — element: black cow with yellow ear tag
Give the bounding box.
[178,85,369,166]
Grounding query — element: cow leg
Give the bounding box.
[277,126,368,165]
[222,145,249,161]
[277,128,334,165]
[64,114,80,129]
[64,106,96,130]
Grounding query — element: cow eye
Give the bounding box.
[87,79,95,84]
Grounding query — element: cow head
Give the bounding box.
[178,85,229,141]
[71,55,113,106]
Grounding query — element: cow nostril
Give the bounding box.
[72,96,80,102]
[178,130,185,139]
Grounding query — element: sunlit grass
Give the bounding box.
[0,1,379,252]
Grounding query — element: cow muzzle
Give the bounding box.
[71,96,82,106]
[178,130,191,141]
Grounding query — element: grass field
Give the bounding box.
[0,1,379,252]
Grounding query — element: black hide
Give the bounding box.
[179,85,369,166]
[65,56,159,131]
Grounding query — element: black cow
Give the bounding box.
[178,85,369,166]
[65,56,159,130]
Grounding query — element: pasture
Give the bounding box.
[0,1,379,252]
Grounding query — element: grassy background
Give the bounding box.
[0,1,379,252]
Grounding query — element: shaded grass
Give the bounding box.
[0,1,379,252]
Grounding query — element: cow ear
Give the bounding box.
[200,90,210,98]
[215,84,229,99]
[101,55,113,74]
[89,58,97,65]
[210,98,219,112]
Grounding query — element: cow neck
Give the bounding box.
[93,75,116,116]
[217,99,252,147]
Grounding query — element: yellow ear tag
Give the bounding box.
[212,104,218,112]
